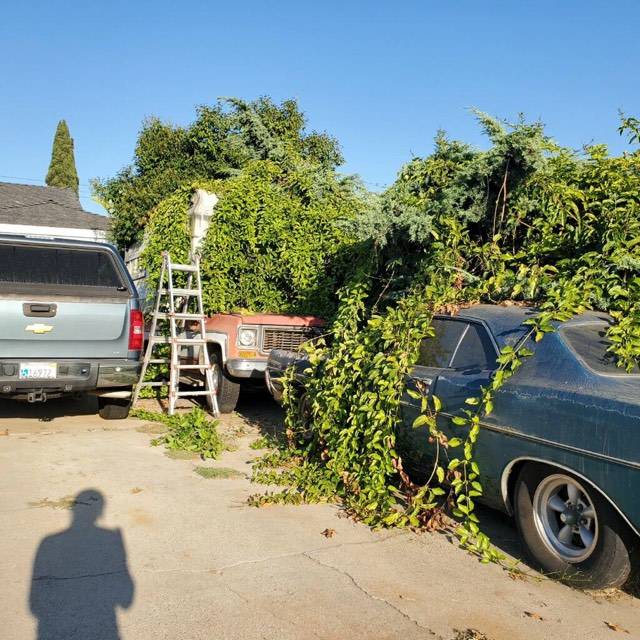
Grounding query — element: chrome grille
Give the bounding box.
[262,327,316,353]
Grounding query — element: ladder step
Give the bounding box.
[176,364,208,370]
[148,359,170,364]
[160,288,200,296]
[169,263,198,272]
[139,381,169,387]
[155,312,205,320]
[176,390,216,397]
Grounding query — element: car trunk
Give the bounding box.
[0,242,132,359]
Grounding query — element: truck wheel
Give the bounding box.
[210,349,240,413]
[514,463,635,589]
[98,397,131,420]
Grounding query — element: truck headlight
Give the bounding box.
[238,328,257,347]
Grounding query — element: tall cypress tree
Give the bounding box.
[45,120,79,194]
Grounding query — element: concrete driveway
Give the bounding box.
[0,392,638,640]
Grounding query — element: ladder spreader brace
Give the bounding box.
[131,252,219,416]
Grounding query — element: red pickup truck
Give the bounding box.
[204,312,323,412]
[125,188,324,413]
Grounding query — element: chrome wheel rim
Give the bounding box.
[210,362,221,395]
[532,474,598,563]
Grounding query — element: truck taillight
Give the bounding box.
[129,309,144,351]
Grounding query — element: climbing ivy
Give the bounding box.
[250,112,640,562]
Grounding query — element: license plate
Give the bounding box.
[19,363,57,380]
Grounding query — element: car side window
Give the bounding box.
[451,323,497,370]
[417,319,467,368]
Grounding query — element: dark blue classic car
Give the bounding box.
[267,305,640,589]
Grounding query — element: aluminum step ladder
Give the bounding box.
[132,252,219,416]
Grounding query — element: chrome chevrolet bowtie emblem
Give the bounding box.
[25,323,54,334]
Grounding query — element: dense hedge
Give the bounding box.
[141,160,362,318]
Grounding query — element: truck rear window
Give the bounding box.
[0,244,128,294]
[561,323,640,375]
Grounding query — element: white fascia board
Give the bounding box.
[0,223,107,243]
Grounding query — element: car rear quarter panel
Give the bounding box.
[480,332,640,533]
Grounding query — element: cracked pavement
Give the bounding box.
[1,394,639,639]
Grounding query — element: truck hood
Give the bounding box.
[210,313,324,327]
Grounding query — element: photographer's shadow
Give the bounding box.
[30,489,134,640]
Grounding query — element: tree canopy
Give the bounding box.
[45,120,79,195]
[93,97,344,248]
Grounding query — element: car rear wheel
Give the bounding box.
[514,463,635,589]
[209,349,240,413]
[98,397,131,420]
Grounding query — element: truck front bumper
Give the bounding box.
[226,358,267,379]
[0,359,140,399]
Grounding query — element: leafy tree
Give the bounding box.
[93,97,344,248]
[45,120,79,194]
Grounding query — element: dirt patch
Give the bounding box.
[129,508,154,526]
[136,422,167,435]
[451,630,492,640]
[194,466,245,479]
[28,496,77,510]
[28,493,101,510]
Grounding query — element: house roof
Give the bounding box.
[0,182,109,231]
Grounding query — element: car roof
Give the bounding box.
[445,304,612,350]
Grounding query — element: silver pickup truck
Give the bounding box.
[0,235,142,419]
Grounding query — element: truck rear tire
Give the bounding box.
[98,397,131,420]
[210,349,241,413]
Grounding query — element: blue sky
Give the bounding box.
[1,1,638,214]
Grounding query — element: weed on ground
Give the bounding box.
[194,466,245,479]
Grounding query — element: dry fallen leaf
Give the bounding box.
[604,621,630,634]
[524,611,544,621]
[320,528,336,538]
[130,487,143,494]
[507,570,527,582]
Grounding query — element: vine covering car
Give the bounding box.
[266,304,640,589]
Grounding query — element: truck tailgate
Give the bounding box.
[0,299,129,358]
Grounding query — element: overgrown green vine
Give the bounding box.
[250,112,640,563]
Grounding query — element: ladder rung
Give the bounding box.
[139,381,169,387]
[176,390,216,397]
[170,263,198,272]
[148,358,170,364]
[176,364,207,370]
[155,312,205,320]
[160,288,200,296]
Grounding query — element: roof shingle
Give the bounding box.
[0,182,109,231]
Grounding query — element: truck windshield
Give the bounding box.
[0,243,128,295]
[561,323,640,375]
